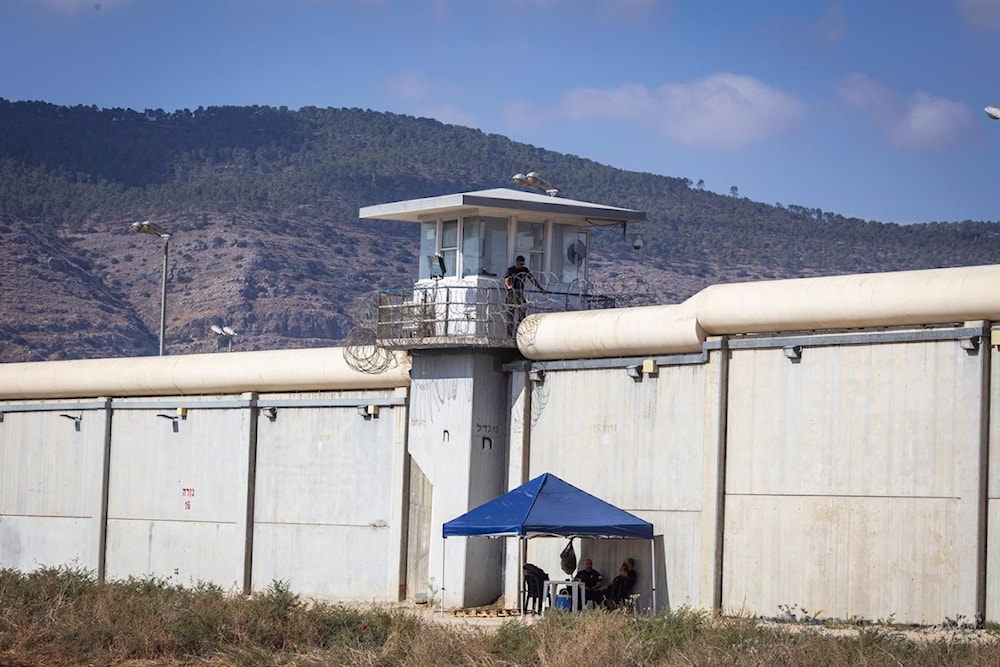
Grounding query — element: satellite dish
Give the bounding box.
[210,325,224,335]
[222,326,236,337]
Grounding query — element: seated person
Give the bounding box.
[573,558,604,608]
[602,557,637,610]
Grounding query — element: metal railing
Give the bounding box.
[374,281,616,349]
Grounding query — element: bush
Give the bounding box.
[3,569,1000,666]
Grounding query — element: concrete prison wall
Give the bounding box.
[5,266,1000,624]
[514,322,995,625]
[0,347,413,603]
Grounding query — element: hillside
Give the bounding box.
[1,99,999,363]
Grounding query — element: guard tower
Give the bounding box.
[360,187,646,348]
[359,185,646,607]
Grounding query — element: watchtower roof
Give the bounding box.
[359,187,646,225]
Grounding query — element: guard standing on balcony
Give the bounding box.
[504,255,546,336]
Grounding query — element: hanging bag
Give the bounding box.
[559,538,577,575]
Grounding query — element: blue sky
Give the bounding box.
[2,0,999,224]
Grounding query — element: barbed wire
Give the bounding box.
[342,325,399,374]
[342,293,397,374]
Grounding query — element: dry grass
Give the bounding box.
[2,567,1000,666]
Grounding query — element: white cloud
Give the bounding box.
[505,73,805,151]
[839,73,974,149]
[384,70,430,104]
[889,93,973,149]
[956,0,1000,32]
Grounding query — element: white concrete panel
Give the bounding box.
[528,365,711,511]
[253,407,397,526]
[105,519,241,589]
[407,359,475,485]
[0,516,100,572]
[463,355,509,606]
[985,351,1000,621]
[0,406,107,572]
[986,500,1000,621]
[406,461,433,600]
[105,401,250,588]
[467,354,510,510]
[409,354,472,608]
[251,399,402,601]
[723,495,964,624]
[987,343,1000,498]
[656,511,703,610]
[408,352,511,608]
[726,342,979,498]
[724,340,985,624]
[252,524,394,600]
[523,361,722,612]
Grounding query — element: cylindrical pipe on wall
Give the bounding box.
[695,264,1000,335]
[518,302,705,361]
[0,347,411,399]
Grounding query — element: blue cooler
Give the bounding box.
[554,592,572,611]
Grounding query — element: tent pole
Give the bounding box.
[441,537,446,617]
[517,536,523,616]
[650,538,657,613]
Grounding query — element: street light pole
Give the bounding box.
[130,220,172,356]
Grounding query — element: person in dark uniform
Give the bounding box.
[573,558,604,608]
[603,557,637,610]
[503,255,546,335]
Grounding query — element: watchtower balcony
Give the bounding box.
[373,276,616,350]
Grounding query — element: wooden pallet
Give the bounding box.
[450,608,523,617]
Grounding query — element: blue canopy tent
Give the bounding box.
[441,473,656,613]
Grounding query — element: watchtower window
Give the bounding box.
[420,220,460,279]
[551,225,589,283]
[462,216,507,277]
[440,220,458,278]
[419,222,438,280]
[515,221,545,274]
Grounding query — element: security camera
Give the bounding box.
[632,236,644,251]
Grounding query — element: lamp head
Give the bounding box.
[130,220,172,238]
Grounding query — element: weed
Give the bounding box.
[3,569,1000,666]
[425,576,440,608]
[777,602,824,624]
[489,618,539,663]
